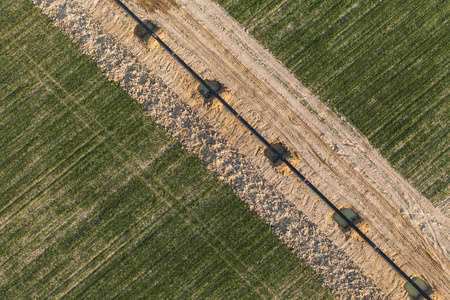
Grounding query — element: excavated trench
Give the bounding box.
[32,0,450,299]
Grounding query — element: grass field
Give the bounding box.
[216,0,449,207]
[0,0,335,298]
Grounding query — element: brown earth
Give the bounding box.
[32,0,449,299]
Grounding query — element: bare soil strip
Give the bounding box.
[32,0,449,299]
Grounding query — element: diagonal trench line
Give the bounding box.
[157,2,443,277]
[111,0,432,298]
[190,0,442,269]
[7,1,432,298]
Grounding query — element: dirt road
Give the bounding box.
[33,0,449,299]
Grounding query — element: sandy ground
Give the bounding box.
[31,0,449,299]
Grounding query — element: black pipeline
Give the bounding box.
[111,1,431,298]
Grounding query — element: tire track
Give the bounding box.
[160,1,446,280]
[134,0,448,295]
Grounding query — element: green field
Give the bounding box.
[0,1,335,298]
[216,0,449,207]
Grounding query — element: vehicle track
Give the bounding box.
[127,1,450,296]
[56,0,448,297]
[156,1,447,284]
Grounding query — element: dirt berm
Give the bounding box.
[33,0,449,299]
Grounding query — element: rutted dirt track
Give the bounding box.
[33,0,449,299]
